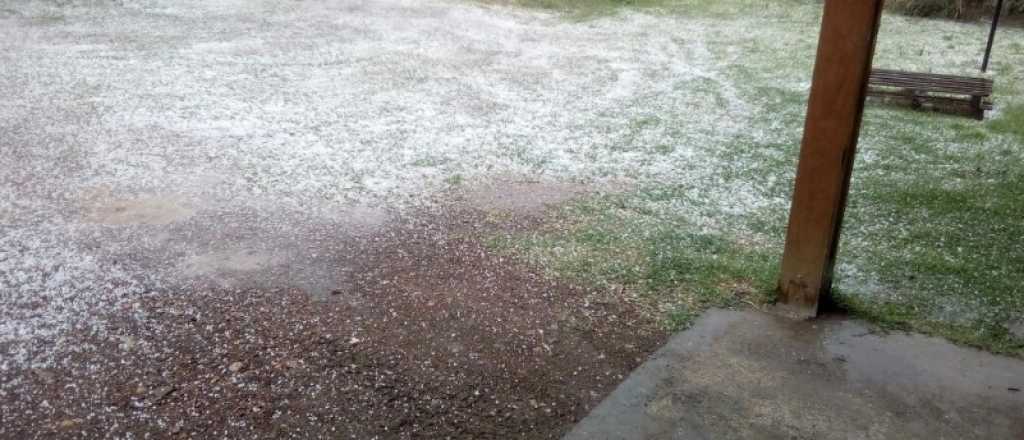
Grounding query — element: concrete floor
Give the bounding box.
[565,309,1024,440]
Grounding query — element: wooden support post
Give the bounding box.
[777,0,884,319]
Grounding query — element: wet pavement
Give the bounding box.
[565,309,1024,440]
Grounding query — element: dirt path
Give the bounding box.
[1,199,666,439]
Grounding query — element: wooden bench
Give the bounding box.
[867,68,994,120]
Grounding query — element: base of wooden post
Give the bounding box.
[774,284,821,320]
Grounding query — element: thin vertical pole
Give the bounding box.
[776,0,884,319]
[982,0,1004,73]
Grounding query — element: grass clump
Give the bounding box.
[496,192,780,330]
[445,173,465,186]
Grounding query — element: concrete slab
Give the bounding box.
[565,309,1024,440]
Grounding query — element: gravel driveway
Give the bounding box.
[0,0,735,437]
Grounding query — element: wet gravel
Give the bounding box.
[0,208,666,439]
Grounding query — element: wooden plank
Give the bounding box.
[866,89,989,118]
[868,75,992,93]
[867,88,993,107]
[872,70,992,83]
[869,75,991,87]
[870,76,991,88]
[776,0,884,319]
[870,77,992,89]
[867,89,973,104]
[869,72,993,93]
[872,68,994,82]
[868,80,992,95]
[871,86,991,96]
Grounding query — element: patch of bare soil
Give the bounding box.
[457,179,590,216]
[0,205,665,439]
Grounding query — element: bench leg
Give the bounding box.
[903,89,923,109]
[970,96,984,121]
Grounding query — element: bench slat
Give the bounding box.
[872,68,993,85]
[869,77,992,94]
[871,74,991,86]
[870,78,993,92]
[868,89,992,108]
[870,77,992,92]
[869,81,992,95]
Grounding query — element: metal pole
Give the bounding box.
[982,0,1004,73]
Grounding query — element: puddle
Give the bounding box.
[85,195,194,225]
[180,249,283,276]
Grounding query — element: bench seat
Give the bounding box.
[867,68,994,120]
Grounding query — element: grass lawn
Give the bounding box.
[489,0,1024,355]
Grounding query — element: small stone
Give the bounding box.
[228,362,245,373]
[57,418,83,429]
[31,368,56,384]
[152,385,177,403]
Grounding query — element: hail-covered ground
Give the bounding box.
[2,0,1023,430]
[0,0,775,371]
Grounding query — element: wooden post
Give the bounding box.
[777,0,884,319]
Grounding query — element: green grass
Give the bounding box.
[990,103,1024,141]
[445,173,465,186]
[494,192,780,329]
[487,0,1024,355]
[501,108,1024,354]
[829,101,1024,354]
